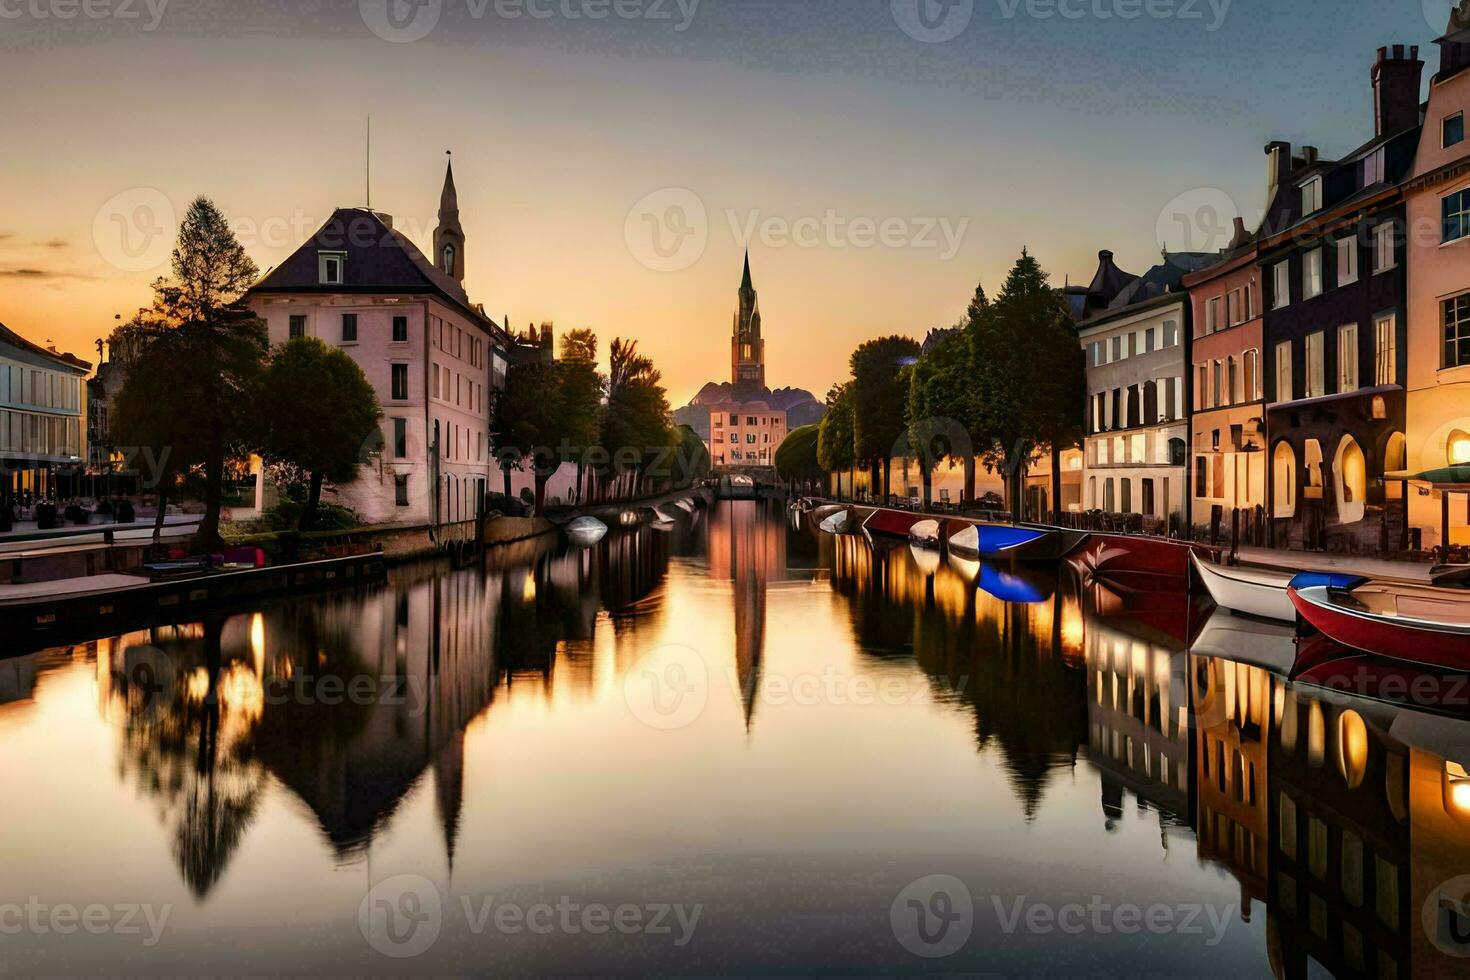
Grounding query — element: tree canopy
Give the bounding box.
[258,338,382,529]
[850,335,920,499]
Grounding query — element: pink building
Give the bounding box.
[246,162,515,526]
[709,401,786,468]
[1401,8,1470,554]
[1184,221,1268,521]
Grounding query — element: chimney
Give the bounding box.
[1373,44,1424,136]
[1229,216,1250,251]
[1302,145,1319,168]
[1266,141,1292,197]
[1436,1,1470,80]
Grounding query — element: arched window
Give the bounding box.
[1385,431,1407,500]
[1243,349,1259,402]
[1333,435,1367,525]
[1088,476,1097,508]
[1450,428,1470,466]
[1103,479,1116,512]
[1168,438,1187,467]
[1273,442,1297,518]
[442,243,456,275]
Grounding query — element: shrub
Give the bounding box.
[262,499,360,531]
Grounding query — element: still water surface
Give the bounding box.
[2,500,1469,975]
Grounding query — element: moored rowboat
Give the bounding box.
[1190,552,1296,622]
[1289,575,1470,672]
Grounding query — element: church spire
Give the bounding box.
[731,250,765,389]
[434,151,465,284]
[740,249,753,292]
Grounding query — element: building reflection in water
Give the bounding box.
[9,502,1470,977]
[77,523,678,898]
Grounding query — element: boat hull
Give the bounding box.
[1289,586,1470,672]
[948,522,1053,560]
[1190,553,1295,622]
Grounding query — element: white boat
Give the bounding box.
[565,516,608,546]
[909,519,942,548]
[818,510,850,534]
[1190,552,1295,623]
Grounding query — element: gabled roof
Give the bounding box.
[0,320,91,374]
[248,208,504,339]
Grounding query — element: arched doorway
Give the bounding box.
[1273,442,1297,519]
[1333,436,1367,525]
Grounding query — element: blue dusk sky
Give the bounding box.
[0,0,1455,401]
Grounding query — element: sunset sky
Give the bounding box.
[0,0,1453,406]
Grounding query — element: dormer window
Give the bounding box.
[1300,176,1323,215]
[442,243,456,275]
[319,251,345,285]
[1362,148,1385,187]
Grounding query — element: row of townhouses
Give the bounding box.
[1073,8,1470,557]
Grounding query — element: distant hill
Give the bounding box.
[674,382,826,441]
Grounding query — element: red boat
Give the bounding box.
[1288,577,1470,672]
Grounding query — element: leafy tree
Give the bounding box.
[600,338,672,499]
[559,328,598,365]
[850,336,920,502]
[970,249,1074,512]
[491,359,563,514]
[258,338,382,530]
[775,424,823,489]
[673,425,711,489]
[817,383,856,498]
[130,197,268,546]
[557,333,603,504]
[906,331,974,510]
[491,346,606,514]
[109,327,201,544]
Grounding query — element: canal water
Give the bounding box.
[2,500,1469,976]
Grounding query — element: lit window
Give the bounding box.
[1374,315,1396,386]
[1273,261,1290,309]
[1305,332,1325,398]
[1302,249,1323,300]
[1300,177,1323,215]
[1163,321,1179,347]
[1276,342,1293,402]
[1338,323,1358,393]
[1373,222,1398,272]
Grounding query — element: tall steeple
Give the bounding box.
[434,152,465,284]
[731,249,765,389]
